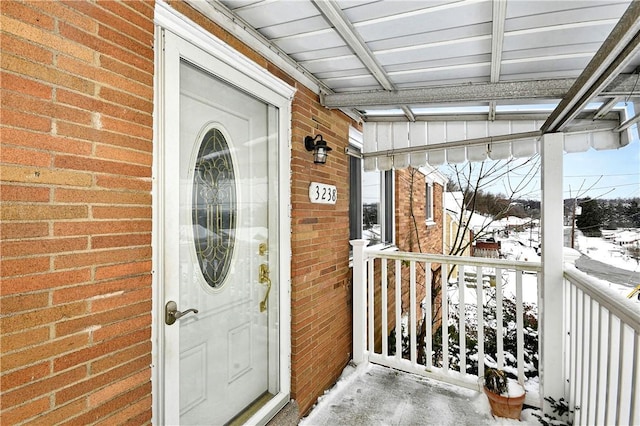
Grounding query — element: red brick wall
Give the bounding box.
[1,1,155,424]
[394,168,444,337]
[1,0,355,423]
[395,168,444,254]
[289,84,354,415]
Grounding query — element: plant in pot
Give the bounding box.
[483,367,526,420]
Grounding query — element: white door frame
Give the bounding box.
[152,2,294,424]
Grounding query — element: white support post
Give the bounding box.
[540,133,566,412]
[351,239,369,364]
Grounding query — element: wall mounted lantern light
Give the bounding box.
[304,134,332,164]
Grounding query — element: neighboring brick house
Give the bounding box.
[0,1,445,425]
[394,167,446,344]
[395,166,445,255]
[359,163,447,358]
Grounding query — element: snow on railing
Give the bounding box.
[351,240,542,407]
[563,264,640,425]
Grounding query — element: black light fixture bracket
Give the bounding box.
[304,134,332,164]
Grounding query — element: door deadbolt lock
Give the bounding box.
[165,300,199,325]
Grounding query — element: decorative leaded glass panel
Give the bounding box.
[192,128,236,288]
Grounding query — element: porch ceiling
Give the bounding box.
[211,0,640,127]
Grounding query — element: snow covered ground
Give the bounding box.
[300,362,543,425]
[576,233,639,273]
[573,232,640,302]
[498,228,639,302]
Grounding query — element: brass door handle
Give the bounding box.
[165,300,199,325]
[259,264,271,312]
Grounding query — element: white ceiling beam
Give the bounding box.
[487,0,504,124]
[488,100,497,121]
[321,74,640,109]
[542,0,640,133]
[401,106,416,122]
[490,0,507,83]
[593,97,622,120]
[311,0,419,122]
[311,0,393,91]
[365,111,620,123]
[322,79,573,108]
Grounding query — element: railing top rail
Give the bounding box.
[564,264,640,332]
[363,247,542,272]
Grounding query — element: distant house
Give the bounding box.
[614,230,640,246]
[444,191,496,257]
[445,191,472,257]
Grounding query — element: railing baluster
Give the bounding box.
[516,270,524,385]
[563,274,570,401]
[382,258,388,358]
[593,304,604,424]
[442,264,449,372]
[574,289,584,422]
[569,284,578,416]
[581,292,592,425]
[410,261,417,365]
[476,265,484,379]
[458,264,466,375]
[395,259,402,361]
[596,308,610,425]
[587,299,600,425]
[496,267,504,370]
[368,256,374,355]
[609,318,625,425]
[631,332,639,426]
[425,263,432,371]
[605,313,618,424]
[617,324,634,425]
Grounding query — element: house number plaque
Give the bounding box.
[309,182,337,205]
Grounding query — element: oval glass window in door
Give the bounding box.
[192,127,236,289]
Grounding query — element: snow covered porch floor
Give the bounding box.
[299,363,539,426]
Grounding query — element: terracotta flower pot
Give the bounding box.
[483,385,526,420]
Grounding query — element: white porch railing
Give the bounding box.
[351,240,543,408]
[563,264,640,425]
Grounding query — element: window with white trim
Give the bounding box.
[425,181,434,224]
[362,168,393,245]
[349,128,394,246]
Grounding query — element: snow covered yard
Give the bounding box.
[576,232,639,273]
[500,229,639,301]
[300,363,542,425]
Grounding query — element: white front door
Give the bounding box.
[175,60,274,425]
[156,24,292,425]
